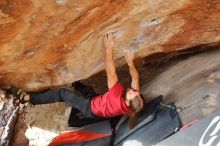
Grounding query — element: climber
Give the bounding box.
[10,33,144,129]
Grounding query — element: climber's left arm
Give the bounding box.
[104,33,118,89]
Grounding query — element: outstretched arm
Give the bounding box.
[104,33,118,89]
[125,51,140,91]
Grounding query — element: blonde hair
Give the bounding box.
[128,94,144,129]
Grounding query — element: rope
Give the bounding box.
[160,94,210,114]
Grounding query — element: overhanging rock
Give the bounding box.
[0,0,220,90]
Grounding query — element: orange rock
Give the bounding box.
[0,0,220,90]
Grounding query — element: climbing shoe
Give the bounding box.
[10,86,28,104]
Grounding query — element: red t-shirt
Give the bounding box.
[91,82,131,118]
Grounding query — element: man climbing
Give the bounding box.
[10,33,144,129]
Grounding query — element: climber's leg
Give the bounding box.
[11,87,94,118]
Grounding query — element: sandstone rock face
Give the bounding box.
[0,90,19,146]
[0,0,220,90]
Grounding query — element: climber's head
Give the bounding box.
[125,88,144,113]
[125,88,144,129]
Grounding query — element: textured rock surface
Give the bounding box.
[0,0,220,90]
[0,90,19,146]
